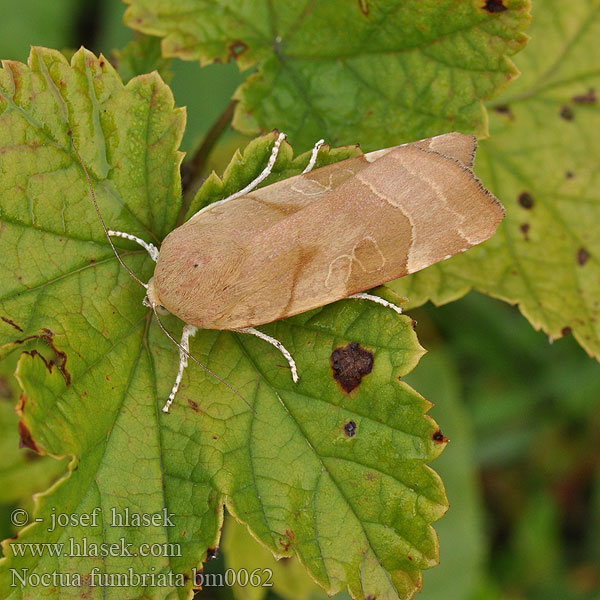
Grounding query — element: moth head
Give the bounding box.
[144,277,169,315]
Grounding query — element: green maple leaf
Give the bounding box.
[123,0,531,150]
[387,0,600,360]
[0,47,447,600]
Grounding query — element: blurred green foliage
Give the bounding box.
[0,1,598,599]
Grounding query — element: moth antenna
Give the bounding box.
[151,305,256,414]
[68,131,147,289]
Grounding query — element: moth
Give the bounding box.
[74,131,504,412]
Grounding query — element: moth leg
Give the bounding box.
[301,139,325,174]
[162,324,198,413]
[236,327,299,383]
[192,132,287,218]
[108,230,159,262]
[347,292,404,316]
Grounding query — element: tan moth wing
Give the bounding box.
[154,133,504,329]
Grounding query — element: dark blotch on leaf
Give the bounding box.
[344,420,357,437]
[18,420,40,453]
[188,399,200,412]
[206,547,218,561]
[518,192,534,209]
[493,104,514,119]
[565,171,574,179]
[358,0,370,15]
[228,40,248,59]
[577,247,590,266]
[482,0,507,12]
[520,223,530,240]
[410,319,417,329]
[572,89,597,105]
[330,342,373,393]
[365,595,376,600]
[561,326,572,336]
[560,106,574,121]
[432,429,448,444]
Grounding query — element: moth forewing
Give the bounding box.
[153,133,504,331]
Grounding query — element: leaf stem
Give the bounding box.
[179,99,237,225]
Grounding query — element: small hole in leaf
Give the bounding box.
[344,421,357,437]
[577,247,590,266]
[518,192,534,209]
[482,0,507,13]
[432,429,448,444]
[560,106,574,121]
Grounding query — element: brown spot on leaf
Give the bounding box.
[365,595,376,600]
[280,529,295,552]
[493,104,514,119]
[482,0,507,12]
[577,247,590,266]
[561,326,572,336]
[520,223,530,240]
[344,420,357,437]
[560,106,574,121]
[18,419,40,453]
[432,429,448,444]
[358,0,370,15]
[188,399,200,412]
[331,342,373,393]
[565,171,574,179]
[410,319,417,329]
[407,555,413,561]
[1,316,23,332]
[228,41,248,60]
[518,192,534,209]
[572,89,597,105]
[205,547,218,560]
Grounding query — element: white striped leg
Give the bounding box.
[108,230,159,262]
[302,139,325,174]
[192,132,286,218]
[237,327,298,383]
[162,324,198,413]
[347,293,404,316]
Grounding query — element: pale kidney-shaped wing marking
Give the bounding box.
[154,134,504,330]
